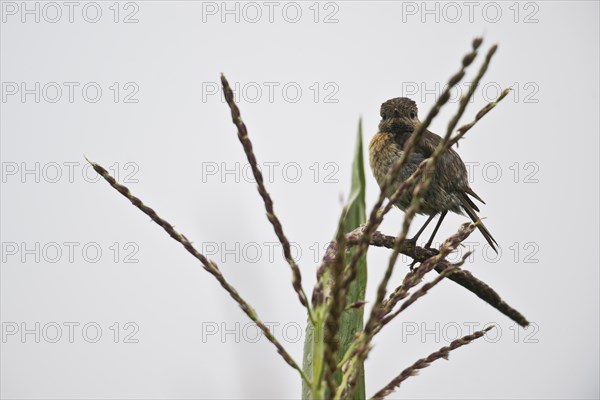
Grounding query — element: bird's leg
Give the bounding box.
[425,211,448,249]
[408,214,436,270]
[409,214,436,243]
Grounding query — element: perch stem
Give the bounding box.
[86,158,311,386]
[369,327,494,400]
[221,73,314,322]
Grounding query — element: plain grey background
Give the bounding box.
[1,1,598,399]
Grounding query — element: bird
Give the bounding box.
[368,97,498,257]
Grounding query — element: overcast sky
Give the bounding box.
[1,1,599,399]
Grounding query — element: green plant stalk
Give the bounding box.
[335,246,366,398]
[335,362,355,400]
[312,307,326,399]
[334,120,367,399]
[302,315,317,399]
[302,120,367,399]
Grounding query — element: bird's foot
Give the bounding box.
[405,237,420,271]
[408,258,420,271]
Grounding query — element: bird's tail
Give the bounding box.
[460,194,498,253]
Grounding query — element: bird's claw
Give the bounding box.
[408,258,419,271]
[406,237,420,271]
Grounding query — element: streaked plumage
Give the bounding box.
[369,97,498,252]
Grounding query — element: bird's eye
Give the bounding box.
[410,112,416,119]
[381,112,386,119]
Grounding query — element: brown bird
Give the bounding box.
[369,97,498,254]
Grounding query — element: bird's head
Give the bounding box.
[378,97,420,135]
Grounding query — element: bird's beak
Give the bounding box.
[394,117,415,133]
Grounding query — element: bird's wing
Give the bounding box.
[417,129,443,158]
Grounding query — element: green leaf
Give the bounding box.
[335,118,367,399]
[302,119,367,399]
